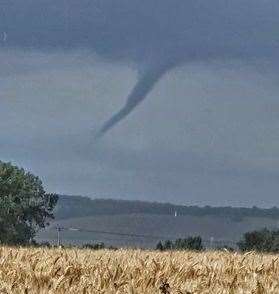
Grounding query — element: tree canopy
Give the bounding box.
[156,236,203,251]
[0,161,58,245]
[238,229,279,253]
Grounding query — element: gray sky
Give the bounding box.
[1,0,279,207]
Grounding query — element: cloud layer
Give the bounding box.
[1,49,279,207]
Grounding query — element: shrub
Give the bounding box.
[238,229,279,252]
[156,241,164,251]
[156,236,203,251]
[82,242,105,250]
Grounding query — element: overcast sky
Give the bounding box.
[1,0,279,207]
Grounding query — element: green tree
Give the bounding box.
[0,161,58,245]
[163,240,173,250]
[238,229,279,253]
[82,242,105,250]
[173,236,203,251]
[157,236,204,251]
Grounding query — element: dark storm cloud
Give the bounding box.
[1,0,279,135]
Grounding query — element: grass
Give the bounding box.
[0,247,278,293]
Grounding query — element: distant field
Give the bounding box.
[1,247,279,293]
[37,213,278,248]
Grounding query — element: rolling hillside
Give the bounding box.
[37,195,279,248]
[54,195,279,220]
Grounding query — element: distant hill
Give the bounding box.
[54,195,279,221]
[37,195,279,248]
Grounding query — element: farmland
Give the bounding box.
[0,247,278,293]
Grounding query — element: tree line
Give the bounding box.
[155,229,279,253]
[55,195,279,221]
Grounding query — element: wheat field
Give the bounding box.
[0,247,278,293]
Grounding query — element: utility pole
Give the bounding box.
[56,226,62,247]
[210,236,214,249]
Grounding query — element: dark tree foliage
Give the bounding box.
[174,236,203,251]
[238,229,279,253]
[156,241,164,251]
[82,242,105,250]
[156,236,203,251]
[164,240,173,250]
[0,161,58,245]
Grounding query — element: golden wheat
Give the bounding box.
[0,247,278,293]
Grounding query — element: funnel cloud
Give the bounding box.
[95,61,177,138]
